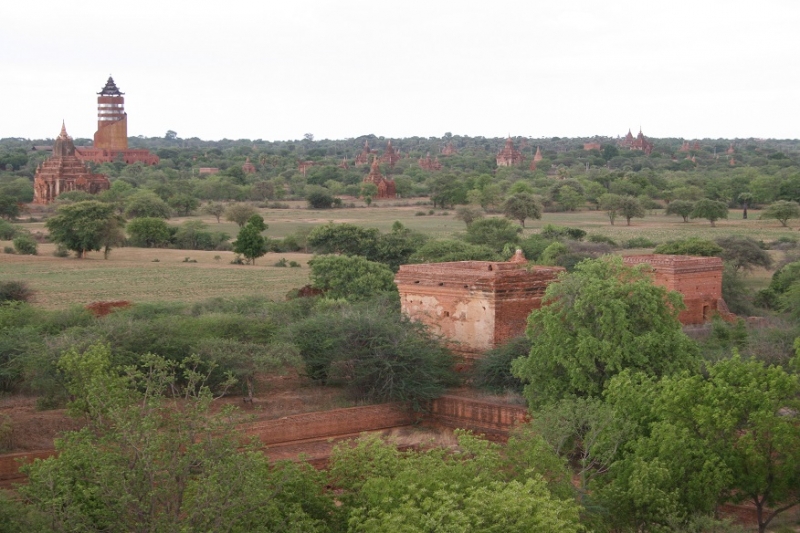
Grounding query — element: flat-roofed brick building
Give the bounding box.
[395,259,564,354]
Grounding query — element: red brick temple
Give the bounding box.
[242,157,256,174]
[418,153,442,171]
[75,77,159,166]
[496,137,524,167]
[33,122,110,204]
[529,146,543,170]
[619,128,653,154]
[396,253,734,354]
[379,140,401,168]
[363,157,396,199]
[354,140,374,166]
[441,142,457,156]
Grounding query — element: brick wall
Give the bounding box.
[423,395,529,440]
[396,262,563,353]
[242,403,417,446]
[623,255,731,324]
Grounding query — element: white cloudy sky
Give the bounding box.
[2,0,798,141]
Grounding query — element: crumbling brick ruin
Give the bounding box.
[396,253,732,355]
[395,259,564,354]
[623,254,735,325]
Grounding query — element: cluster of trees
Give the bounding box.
[1,341,580,532]
[3,132,800,225]
[463,256,800,533]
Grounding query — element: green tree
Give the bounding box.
[557,186,584,211]
[224,203,258,227]
[12,234,37,255]
[126,217,171,247]
[604,356,800,533]
[654,237,723,257]
[45,201,125,258]
[232,215,268,265]
[167,193,200,216]
[618,195,645,226]
[409,239,500,263]
[690,199,728,227]
[454,205,485,227]
[512,256,699,408]
[329,432,582,533]
[738,192,753,219]
[502,192,542,228]
[306,189,335,209]
[308,255,395,301]
[598,193,622,225]
[665,199,695,222]
[307,222,380,257]
[124,191,171,219]
[0,195,20,220]
[21,345,334,532]
[291,299,455,403]
[464,217,521,252]
[759,200,800,227]
[715,235,773,272]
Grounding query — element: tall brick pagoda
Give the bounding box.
[75,76,159,166]
[379,140,401,168]
[363,156,396,199]
[33,122,110,204]
[496,136,524,167]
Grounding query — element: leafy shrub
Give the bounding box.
[654,237,723,256]
[472,336,529,393]
[13,234,38,255]
[306,190,335,209]
[414,211,426,216]
[289,261,301,267]
[53,245,70,257]
[0,281,34,303]
[587,234,618,246]
[274,258,288,267]
[409,239,500,263]
[540,224,586,241]
[290,298,456,407]
[0,220,17,240]
[3,247,13,254]
[624,236,657,249]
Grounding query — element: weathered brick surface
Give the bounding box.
[423,395,529,440]
[0,450,55,488]
[0,396,530,483]
[623,255,733,324]
[395,262,564,353]
[397,255,731,353]
[242,404,417,446]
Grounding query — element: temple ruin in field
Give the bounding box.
[33,123,110,204]
[396,253,731,355]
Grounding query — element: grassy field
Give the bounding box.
[3,200,795,309]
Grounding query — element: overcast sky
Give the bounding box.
[3,0,798,142]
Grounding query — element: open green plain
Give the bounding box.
[2,200,794,309]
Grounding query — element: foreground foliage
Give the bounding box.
[513,256,699,407]
[20,345,335,533]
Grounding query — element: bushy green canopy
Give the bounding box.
[513,256,699,408]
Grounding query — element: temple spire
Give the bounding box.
[60,120,67,138]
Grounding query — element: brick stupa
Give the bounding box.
[33,122,110,204]
[496,136,524,167]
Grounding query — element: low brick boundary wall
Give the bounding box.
[0,450,55,489]
[242,403,418,446]
[423,395,529,440]
[0,395,529,486]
